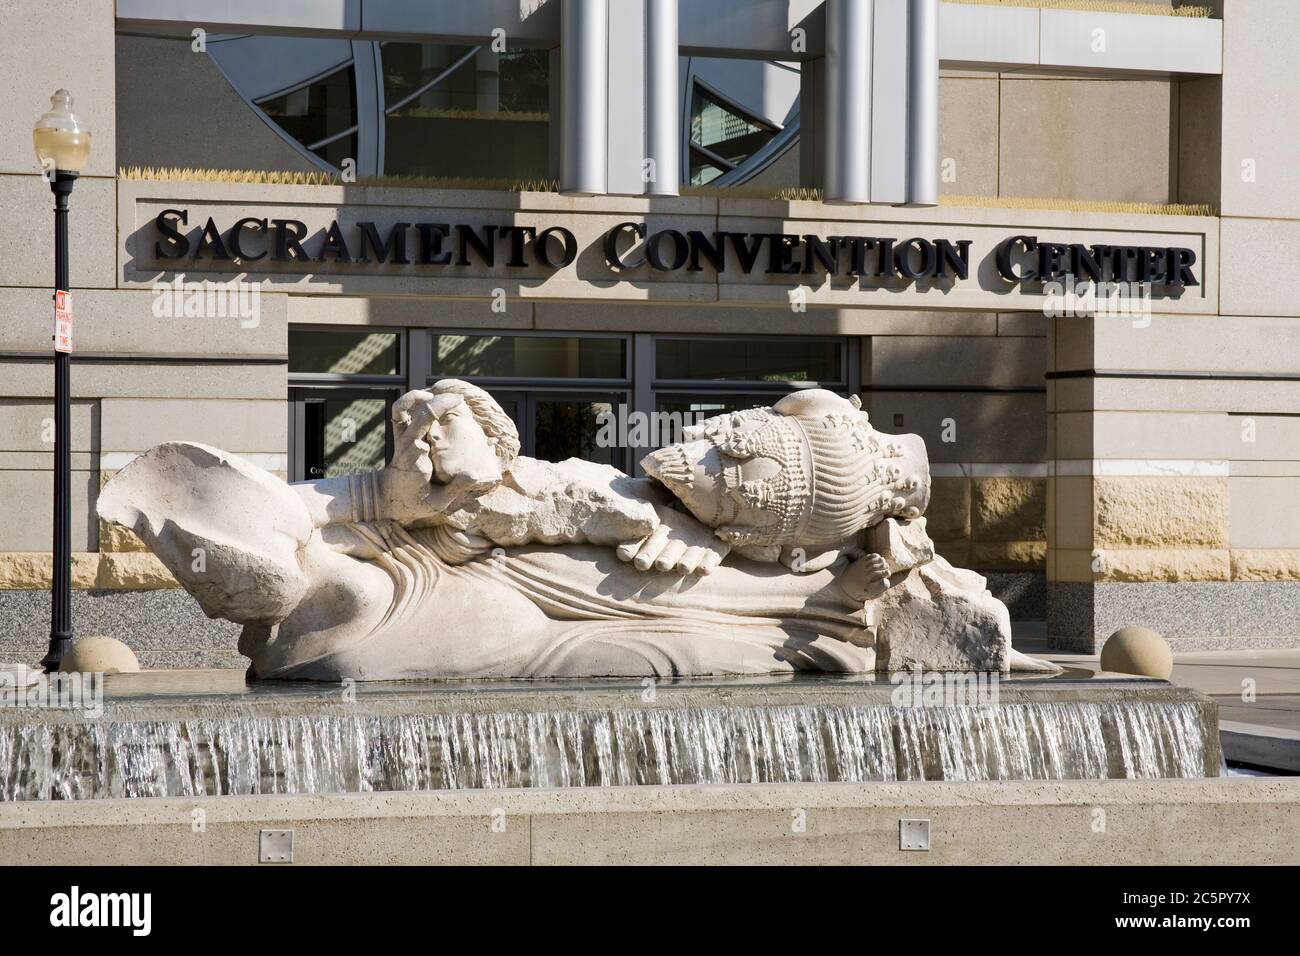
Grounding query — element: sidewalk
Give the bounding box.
[1014,624,1300,773]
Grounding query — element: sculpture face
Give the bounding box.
[426,394,502,487]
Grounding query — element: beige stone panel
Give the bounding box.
[98,520,146,554]
[998,313,1048,338]
[1059,411,1300,462]
[0,174,117,289]
[0,400,96,452]
[1049,378,1094,415]
[0,1,116,178]
[100,399,286,454]
[938,78,998,198]
[866,391,1046,464]
[871,336,1045,389]
[289,295,533,331]
[1219,0,1300,219]
[1229,477,1300,549]
[1097,548,1232,583]
[1050,476,1094,550]
[1048,313,1095,375]
[1219,219,1300,317]
[1,361,285,401]
[971,541,1047,571]
[0,552,99,589]
[925,476,970,540]
[0,452,95,471]
[0,469,98,551]
[972,476,1046,542]
[999,79,1173,204]
[0,288,287,356]
[96,552,178,589]
[1094,476,1229,549]
[1087,314,1300,377]
[116,36,318,175]
[1086,377,1300,415]
[1231,549,1300,581]
[1233,462,1300,478]
[1051,547,1097,583]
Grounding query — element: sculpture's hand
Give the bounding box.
[616,504,731,575]
[380,391,493,526]
[837,551,892,604]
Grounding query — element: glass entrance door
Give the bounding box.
[486,389,626,470]
[289,388,397,482]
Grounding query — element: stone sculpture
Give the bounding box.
[98,381,1057,680]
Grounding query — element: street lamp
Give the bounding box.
[33,90,91,672]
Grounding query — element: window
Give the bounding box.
[431,334,625,380]
[655,338,843,384]
[289,330,402,378]
[382,43,551,181]
[288,329,855,479]
[255,67,357,169]
[288,329,406,482]
[299,392,393,479]
[688,85,779,186]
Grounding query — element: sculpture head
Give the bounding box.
[641,389,930,549]
[392,380,520,488]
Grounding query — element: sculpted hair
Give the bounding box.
[429,379,521,466]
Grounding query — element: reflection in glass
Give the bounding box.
[290,331,401,376]
[689,86,777,186]
[303,397,389,479]
[256,67,357,168]
[534,398,620,467]
[655,338,841,383]
[432,335,625,380]
[382,43,550,180]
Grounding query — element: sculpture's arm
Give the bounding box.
[293,472,384,528]
[293,468,493,530]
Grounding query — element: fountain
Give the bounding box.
[0,675,1219,801]
[0,385,1222,805]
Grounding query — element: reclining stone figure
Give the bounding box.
[98,380,1056,680]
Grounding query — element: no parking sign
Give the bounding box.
[54,289,72,353]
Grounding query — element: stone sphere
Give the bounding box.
[58,636,140,675]
[1100,626,1173,679]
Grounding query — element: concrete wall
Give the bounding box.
[115,35,318,174]
[2,778,1297,865]
[0,1,289,667]
[1045,1,1300,652]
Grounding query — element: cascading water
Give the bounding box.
[0,698,1214,801]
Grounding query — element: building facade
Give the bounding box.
[1,0,1297,667]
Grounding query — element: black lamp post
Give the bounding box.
[33,90,91,672]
